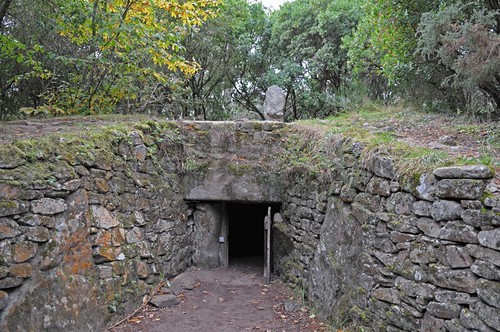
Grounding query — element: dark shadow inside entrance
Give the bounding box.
[227,202,281,270]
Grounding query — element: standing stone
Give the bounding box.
[263,85,285,121]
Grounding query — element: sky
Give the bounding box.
[258,0,288,10]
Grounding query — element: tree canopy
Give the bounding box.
[1,0,499,120]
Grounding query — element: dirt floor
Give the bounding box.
[108,260,328,332]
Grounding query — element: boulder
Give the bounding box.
[263,86,285,121]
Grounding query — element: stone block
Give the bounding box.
[395,277,435,299]
[387,215,420,234]
[0,277,23,289]
[366,177,391,197]
[352,203,377,225]
[389,231,416,243]
[444,319,468,332]
[460,200,482,209]
[410,243,436,264]
[477,278,500,309]
[438,221,478,244]
[354,193,381,212]
[367,155,397,179]
[437,245,473,268]
[27,226,50,243]
[417,217,441,238]
[386,192,416,215]
[12,241,37,263]
[461,209,498,227]
[0,200,29,218]
[31,198,67,215]
[420,312,445,332]
[431,200,463,221]
[136,260,150,279]
[466,244,500,267]
[470,301,500,330]
[415,173,437,201]
[427,301,461,319]
[412,201,432,217]
[435,290,474,305]
[435,179,485,200]
[460,308,496,331]
[0,290,8,310]
[430,266,477,293]
[0,218,20,240]
[90,205,119,229]
[471,260,500,280]
[371,287,400,304]
[433,165,493,179]
[126,227,144,244]
[478,228,500,250]
[149,294,179,308]
[8,263,33,278]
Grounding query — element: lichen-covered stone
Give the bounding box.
[417,217,441,238]
[461,209,498,227]
[386,192,416,215]
[0,200,29,218]
[478,228,500,251]
[434,290,474,305]
[27,226,50,242]
[0,277,23,289]
[438,245,473,268]
[366,177,391,197]
[0,218,20,239]
[0,290,8,310]
[466,244,500,266]
[90,205,119,229]
[395,277,435,299]
[460,308,496,331]
[372,287,401,304]
[477,278,500,309]
[435,179,485,200]
[415,173,437,201]
[426,301,461,319]
[470,301,500,330]
[438,221,478,244]
[31,198,67,215]
[367,155,396,179]
[433,165,493,179]
[8,263,33,278]
[431,200,463,221]
[429,265,477,293]
[412,201,432,217]
[12,241,37,263]
[471,260,500,280]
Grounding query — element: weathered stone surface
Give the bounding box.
[470,301,500,330]
[444,319,469,332]
[478,228,500,250]
[438,221,478,243]
[415,173,437,201]
[395,277,435,299]
[467,244,500,267]
[0,146,25,169]
[367,155,396,179]
[126,227,144,244]
[0,183,21,200]
[460,308,496,332]
[136,260,150,279]
[420,312,445,332]
[387,215,420,234]
[471,260,500,280]
[389,231,416,243]
[477,279,500,309]
[435,179,485,200]
[90,205,119,229]
[427,301,461,319]
[149,294,179,308]
[433,165,493,179]
[0,218,20,239]
[340,185,357,203]
[366,177,391,197]
[410,243,436,264]
[435,290,474,305]
[27,226,50,243]
[12,241,37,263]
[460,200,482,209]
[8,263,33,278]
[438,245,473,268]
[372,287,400,304]
[412,201,432,217]
[352,202,377,225]
[417,217,441,238]
[354,193,381,212]
[0,200,29,217]
[461,209,498,227]
[431,200,463,221]
[263,85,285,121]
[386,192,416,215]
[0,277,23,289]
[0,291,8,310]
[429,266,477,293]
[31,198,67,215]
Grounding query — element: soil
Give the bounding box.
[108,260,327,332]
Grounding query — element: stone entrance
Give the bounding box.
[188,201,281,273]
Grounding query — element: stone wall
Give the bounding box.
[0,120,286,331]
[274,134,500,331]
[0,118,498,331]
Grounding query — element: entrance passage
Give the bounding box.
[227,203,280,267]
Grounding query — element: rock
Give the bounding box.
[372,287,400,304]
[444,319,468,332]
[0,290,8,310]
[133,144,147,161]
[367,155,396,179]
[0,277,23,289]
[0,146,26,169]
[461,209,498,227]
[466,244,500,267]
[437,135,457,146]
[136,260,150,279]
[395,277,435,299]
[31,198,67,215]
[0,200,29,218]
[354,193,381,212]
[415,173,437,201]
[149,294,179,308]
[8,263,33,278]
[438,245,473,268]
[263,86,285,121]
[352,202,377,225]
[27,226,50,243]
[434,290,474,305]
[90,205,119,229]
[0,218,20,239]
[12,241,37,263]
[366,177,391,197]
[420,312,445,332]
[478,228,500,250]
[433,165,493,179]
[471,260,500,280]
[0,183,21,200]
[284,301,301,312]
[431,200,463,221]
[386,192,416,215]
[426,301,461,319]
[412,201,432,216]
[477,279,500,309]
[169,272,198,295]
[460,200,482,209]
[429,265,477,293]
[126,227,144,244]
[410,243,436,264]
[417,217,441,238]
[470,301,500,330]
[435,179,485,200]
[438,221,478,244]
[460,308,496,331]
[340,185,357,203]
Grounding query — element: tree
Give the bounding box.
[0,0,220,119]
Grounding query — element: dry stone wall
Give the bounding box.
[274,135,500,331]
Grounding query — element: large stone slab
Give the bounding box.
[435,179,485,200]
[433,165,493,179]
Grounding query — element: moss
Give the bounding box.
[0,199,18,210]
[227,163,251,176]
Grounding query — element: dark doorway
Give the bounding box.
[227,203,280,268]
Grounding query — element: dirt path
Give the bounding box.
[108,262,328,332]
